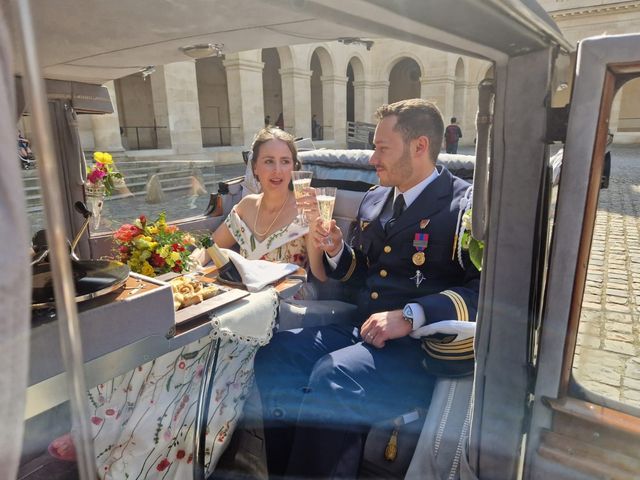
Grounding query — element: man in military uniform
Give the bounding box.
[253,98,480,478]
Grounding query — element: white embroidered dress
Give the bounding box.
[225,205,309,267]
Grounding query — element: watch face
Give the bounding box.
[403,304,413,319]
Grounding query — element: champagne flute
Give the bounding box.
[292,170,313,226]
[316,187,337,247]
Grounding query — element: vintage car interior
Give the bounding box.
[2,0,639,479]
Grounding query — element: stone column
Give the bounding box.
[91,81,124,152]
[420,75,455,120]
[461,82,478,146]
[279,67,312,138]
[149,67,172,149]
[224,52,266,146]
[321,75,348,145]
[163,61,203,154]
[368,80,389,119]
[352,80,368,122]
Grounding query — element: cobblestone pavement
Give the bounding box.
[574,145,640,408]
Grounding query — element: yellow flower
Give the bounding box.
[141,262,155,277]
[147,225,158,235]
[102,153,113,165]
[93,151,105,162]
[170,251,181,262]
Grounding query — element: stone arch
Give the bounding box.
[195,56,231,146]
[387,56,422,104]
[613,77,640,140]
[382,54,426,81]
[310,46,336,139]
[346,56,365,123]
[262,48,284,129]
[453,58,466,124]
[115,72,162,149]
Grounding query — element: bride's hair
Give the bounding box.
[250,127,301,171]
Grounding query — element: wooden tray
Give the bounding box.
[169,272,250,325]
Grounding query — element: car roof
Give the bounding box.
[10,0,570,85]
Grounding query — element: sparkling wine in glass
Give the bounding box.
[316,187,337,247]
[292,170,313,226]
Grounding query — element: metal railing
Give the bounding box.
[121,126,168,150]
[347,121,375,149]
[201,127,235,147]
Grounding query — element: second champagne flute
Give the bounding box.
[316,187,337,247]
[292,170,313,226]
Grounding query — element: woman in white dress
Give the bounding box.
[213,128,327,290]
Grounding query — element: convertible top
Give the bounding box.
[9,0,569,84]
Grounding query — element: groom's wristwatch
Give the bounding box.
[402,304,414,328]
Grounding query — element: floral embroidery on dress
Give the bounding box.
[225,206,309,270]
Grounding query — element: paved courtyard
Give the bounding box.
[574,145,640,408]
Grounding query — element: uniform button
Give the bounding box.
[371,292,379,300]
[383,245,392,253]
[379,269,388,278]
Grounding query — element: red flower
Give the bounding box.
[139,215,146,226]
[118,245,130,254]
[105,408,116,416]
[156,458,171,471]
[90,416,103,425]
[114,224,142,243]
[151,253,166,268]
[178,361,186,369]
[176,450,186,460]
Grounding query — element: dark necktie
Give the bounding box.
[385,194,405,232]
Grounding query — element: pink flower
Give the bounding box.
[176,450,186,460]
[87,169,106,184]
[90,416,103,425]
[178,361,186,369]
[105,408,116,416]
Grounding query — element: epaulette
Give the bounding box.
[368,184,380,191]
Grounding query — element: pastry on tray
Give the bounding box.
[169,276,220,310]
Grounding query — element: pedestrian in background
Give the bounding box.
[445,117,463,154]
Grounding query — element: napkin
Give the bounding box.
[224,248,299,292]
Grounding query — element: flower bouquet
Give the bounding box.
[85,151,124,229]
[113,213,197,277]
[86,151,123,196]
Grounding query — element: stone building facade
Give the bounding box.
[75,0,640,161]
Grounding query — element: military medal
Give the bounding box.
[420,218,430,229]
[412,233,429,266]
[410,270,425,288]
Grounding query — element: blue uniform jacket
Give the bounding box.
[325,166,480,325]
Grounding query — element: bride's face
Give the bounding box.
[253,139,294,191]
